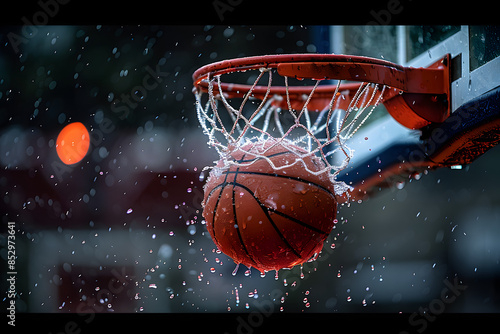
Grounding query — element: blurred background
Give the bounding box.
[0,25,499,318]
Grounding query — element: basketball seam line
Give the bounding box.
[233,150,292,163]
[207,180,329,241]
[231,162,260,268]
[228,148,335,199]
[229,181,302,259]
[207,160,262,269]
[266,208,329,235]
[223,170,336,199]
[210,170,232,246]
[210,180,259,269]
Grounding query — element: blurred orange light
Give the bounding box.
[56,122,90,165]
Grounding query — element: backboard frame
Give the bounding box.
[330,25,500,114]
[405,25,500,113]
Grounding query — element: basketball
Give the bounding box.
[202,138,338,273]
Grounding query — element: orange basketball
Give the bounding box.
[202,138,338,273]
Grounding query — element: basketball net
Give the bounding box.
[194,65,387,197]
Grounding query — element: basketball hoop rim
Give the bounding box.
[193,53,403,83]
[192,54,400,103]
[193,53,449,96]
[193,53,451,128]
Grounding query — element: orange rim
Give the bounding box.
[192,53,451,129]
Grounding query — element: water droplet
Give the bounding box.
[126,208,133,214]
[292,183,308,194]
[235,287,240,305]
[232,263,240,276]
[187,225,196,235]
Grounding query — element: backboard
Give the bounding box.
[328,26,500,199]
[328,26,500,110]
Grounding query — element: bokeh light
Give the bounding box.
[55,122,90,165]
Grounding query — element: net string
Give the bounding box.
[194,67,386,184]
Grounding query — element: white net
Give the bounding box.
[194,66,387,194]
